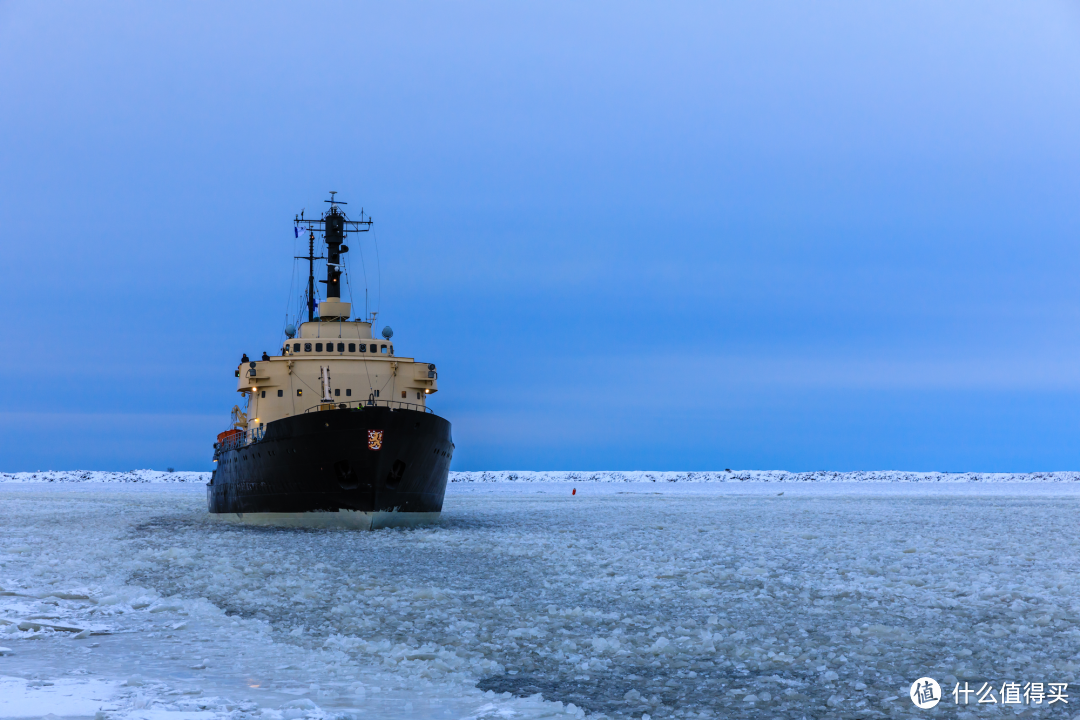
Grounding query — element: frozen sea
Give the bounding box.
[1,481,1079,720]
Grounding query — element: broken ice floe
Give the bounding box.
[2,481,1079,719]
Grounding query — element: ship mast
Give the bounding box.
[293,210,323,323]
[305,230,317,322]
[323,193,346,304]
[294,192,372,322]
[308,231,316,321]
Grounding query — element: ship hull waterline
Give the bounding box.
[207,406,452,529]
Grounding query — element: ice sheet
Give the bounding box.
[7,469,1080,484]
[0,675,120,717]
[1,482,1078,719]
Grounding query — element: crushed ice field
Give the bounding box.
[3,482,1080,720]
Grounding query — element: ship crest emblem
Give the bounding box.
[367,430,384,451]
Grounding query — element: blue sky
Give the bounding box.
[2,2,1079,472]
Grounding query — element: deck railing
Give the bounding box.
[213,424,265,456]
[303,399,433,414]
[215,399,431,458]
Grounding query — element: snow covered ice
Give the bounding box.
[2,481,1080,719]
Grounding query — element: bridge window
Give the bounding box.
[348,343,356,352]
[359,343,367,352]
[315,343,323,352]
[304,343,312,352]
[337,343,344,352]
[381,344,387,353]
[293,343,300,352]
[370,345,378,353]
[278,390,283,397]
[326,344,334,352]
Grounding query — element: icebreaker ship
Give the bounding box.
[207,193,453,528]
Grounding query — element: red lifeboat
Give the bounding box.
[216,429,243,444]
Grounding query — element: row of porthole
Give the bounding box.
[282,342,392,355]
[258,388,372,398]
[255,388,425,401]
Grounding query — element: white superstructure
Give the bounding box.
[237,300,438,431]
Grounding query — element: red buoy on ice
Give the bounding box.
[572,488,576,495]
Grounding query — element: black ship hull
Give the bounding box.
[207,406,452,528]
